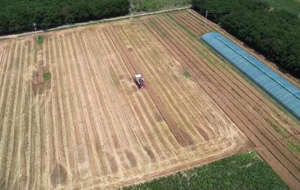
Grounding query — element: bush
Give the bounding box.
[0,0,130,36]
[192,0,300,79]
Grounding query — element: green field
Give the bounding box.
[132,0,191,12]
[123,151,288,190]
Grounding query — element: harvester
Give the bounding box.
[134,74,145,89]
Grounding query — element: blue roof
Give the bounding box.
[201,32,300,121]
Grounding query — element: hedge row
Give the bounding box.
[0,0,129,35]
[192,0,300,79]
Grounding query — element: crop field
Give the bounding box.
[0,9,300,190]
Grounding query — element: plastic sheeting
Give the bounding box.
[201,32,300,120]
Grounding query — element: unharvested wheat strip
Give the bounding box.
[72,31,111,176]
[102,28,173,156]
[86,30,132,173]
[120,25,200,145]
[62,33,95,179]
[5,41,25,189]
[101,30,171,159]
[96,30,149,167]
[0,42,20,189]
[149,18,300,183]
[59,33,90,181]
[135,24,216,140]
[160,15,300,167]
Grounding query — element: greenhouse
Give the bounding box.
[201,32,300,121]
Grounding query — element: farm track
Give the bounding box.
[162,11,300,189]
[0,9,298,190]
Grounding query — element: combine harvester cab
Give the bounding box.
[134,74,145,89]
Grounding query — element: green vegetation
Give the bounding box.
[0,0,129,36]
[192,0,300,79]
[265,118,288,137]
[37,36,44,45]
[43,72,51,81]
[183,70,190,78]
[132,0,191,12]
[123,151,288,190]
[288,141,300,154]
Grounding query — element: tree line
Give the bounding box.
[0,0,129,35]
[192,0,300,79]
